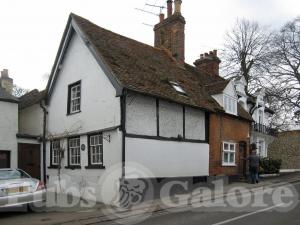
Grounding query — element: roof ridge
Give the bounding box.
[71,13,162,53]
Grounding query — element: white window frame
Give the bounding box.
[257,139,265,157]
[89,134,103,165]
[69,137,81,166]
[51,140,60,165]
[222,142,236,166]
[223,94,237,115]
[169,81,186,95]
[70,83,81,114]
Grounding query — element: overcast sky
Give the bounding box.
[0,0,299,91]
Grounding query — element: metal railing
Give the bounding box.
[252,123,278,136]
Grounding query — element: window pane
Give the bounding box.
[224,152,229,163]
[224,143,229,150]
[230,144,235,151]
[229,153,234,163]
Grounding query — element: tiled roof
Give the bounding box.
[0,87,18,103]
[72,14,222,112]
[205,81,230,95]
[19,89,45,109]
[49,14,252,121]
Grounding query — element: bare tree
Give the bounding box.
[221,19,272,94]
[267,17,300,114]
[12,84,29,97]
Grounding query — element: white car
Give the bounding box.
[0,168,46,210]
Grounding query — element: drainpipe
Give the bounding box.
[40,100,48,185]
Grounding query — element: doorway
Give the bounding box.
[0,151,10,168]
[239,141,247,177]
[18,144,41,179]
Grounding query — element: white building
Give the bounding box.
[0,69,45,182]
[0,74,19,168]
[44,12,217,204]
[234,77,277,157]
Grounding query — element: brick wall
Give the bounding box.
[268,130,300,169]
[209,113,251,176]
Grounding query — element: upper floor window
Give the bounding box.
[68,137,81,166]
[68,81,81,114]
[224,94,237,115]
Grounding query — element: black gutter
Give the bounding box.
[120,90,127,178]
[40,101,48,185]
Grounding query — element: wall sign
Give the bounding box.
[81,144,86,151]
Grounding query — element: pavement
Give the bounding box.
[0,172,299,225]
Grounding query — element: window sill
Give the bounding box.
[85,165,106,169]
[65,165,81,170]
[222,164,237,167]
[66,111,81,116]
[48,165,59,169]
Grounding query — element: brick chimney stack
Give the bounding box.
[154,0,186,64]
[0,69,13,94]
[193,50,221,76]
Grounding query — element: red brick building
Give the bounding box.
[153,0,252,178]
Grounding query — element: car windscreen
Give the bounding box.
[0,170,30,180]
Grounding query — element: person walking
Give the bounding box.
[248,143,260,184]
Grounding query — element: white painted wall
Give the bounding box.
[126,93,156,136]
[125,137,209,177]
[185,107,205,140]
[159,100,183,138]
[0,101,18,168]
[19,104,43,136]
[47,32,121,135]
[46,128,122,204]
[46,31,123,204]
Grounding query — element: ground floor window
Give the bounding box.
[257,139,265,157]
[222,142,236,166]
[51,140,60,166]
[69,137,81,166]
[89,133,103,165]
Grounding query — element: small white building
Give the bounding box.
[234,77,277,157]
[0,69,45,182]
[0,71,19,168]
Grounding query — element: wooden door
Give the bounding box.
[0,151,10,168]
[18,144,41,179]
[239,141,247,177]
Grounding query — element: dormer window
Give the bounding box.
[169,81,186,95]
[224,94,237,115]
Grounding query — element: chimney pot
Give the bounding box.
[194,50,221,76]
[174,0,182,14]
[1,69,9,78]
[213,50,217,56]
[167,0,173,17]
[159,13,165,22]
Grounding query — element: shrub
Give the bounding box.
[259,157,282,174]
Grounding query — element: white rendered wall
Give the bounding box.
[126,93,156,136]
[159,100,183,138]
[47,32,121,135]
[125,137,209,177]
[0,101,18,168]
[46,32,122,204]
[185,107,205,140]
[19,104,43,136]
[46,129,122,204]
